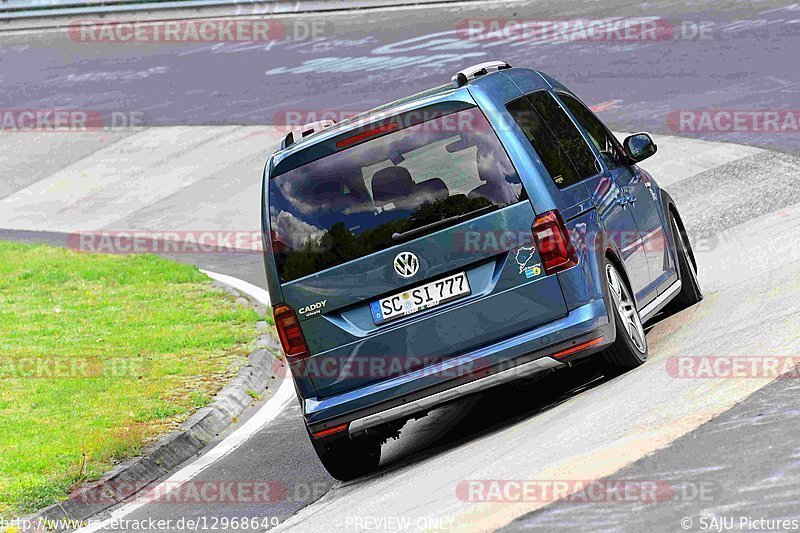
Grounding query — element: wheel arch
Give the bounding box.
[598,244,628,344]
[603,247,635,309]
[661,190,698,274]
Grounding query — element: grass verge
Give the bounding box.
[0,241,260,518]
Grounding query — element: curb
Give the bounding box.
[23,278,285,532]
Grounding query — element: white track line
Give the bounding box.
[201,269,273,307]
[79,271,293,532]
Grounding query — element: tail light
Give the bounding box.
[531,210,578,275]
[273,304,309,361]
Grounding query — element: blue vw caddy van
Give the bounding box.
[261,62,702,480]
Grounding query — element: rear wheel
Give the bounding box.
[308,430,381,481]
[600,260,648,374]
[667,212,703,310]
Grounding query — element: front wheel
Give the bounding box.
[600,260,648,374]
[308,430,381,481]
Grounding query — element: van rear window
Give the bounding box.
[269,107,525,283]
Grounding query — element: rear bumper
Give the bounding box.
[304,298,613,436]
[348,355,564,435]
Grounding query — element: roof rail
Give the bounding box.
[451,61,512,88]
[280,119,336,150]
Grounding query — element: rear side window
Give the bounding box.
[507,91,599,188]
[559,93,627,170]
[269,107,526,283]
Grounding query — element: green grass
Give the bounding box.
[0,241,260,518]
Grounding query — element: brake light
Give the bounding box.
[335,122,399,149]
[273,304,309,361]
[531,210,578,275]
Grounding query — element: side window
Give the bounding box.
[506,92,598,189]
[559,93,627,170]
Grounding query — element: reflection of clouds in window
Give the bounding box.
[276,170,376,217]
[275,173,313,215]
[273,108,522,239]
[269,107,527,282]
[272,210,325,249]
[472,130,521,204]
[476,149,515,183]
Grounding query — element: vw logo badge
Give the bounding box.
[393,251,419,278]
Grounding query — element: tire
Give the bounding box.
[667,211,703,310]
[308,430,381,481]
[600,260,649,374]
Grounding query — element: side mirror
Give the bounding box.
[623,132,657,163]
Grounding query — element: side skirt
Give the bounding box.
[640,280,682,323]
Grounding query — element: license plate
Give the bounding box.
[369,272,471,325]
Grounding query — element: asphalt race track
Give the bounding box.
[1,0,800,531]
[2,0,800,154]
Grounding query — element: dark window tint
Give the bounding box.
[269,107,525,283]
[525,91,599,179]
[507,92,598,189]
[559,93,627,170]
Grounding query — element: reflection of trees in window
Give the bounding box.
[560,94,624,170]
[507,100,580,189]
[276,195,494,282]
[526,91,598,180]
[508,92,601,189]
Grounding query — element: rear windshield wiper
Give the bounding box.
[391,204,498,242]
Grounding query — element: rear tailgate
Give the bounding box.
[267,104,569,398]
[283,201,567,397]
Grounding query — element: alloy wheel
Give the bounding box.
[606,264,647,354]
